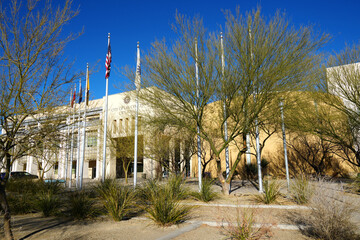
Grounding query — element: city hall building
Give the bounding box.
[9,89,193,181]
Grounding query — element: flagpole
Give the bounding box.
[221,33,230,187]
[69,84,76,188]
[76,80,82,189]
[133,42,141,188]
[79,63,89,190]
[249,29,263,192]
[246,134,251,165]
[280,100,290,189]
[102,33,111,182]
[64,88,72,187]
[195,39,202,191]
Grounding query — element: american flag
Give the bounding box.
[105,35,112,79]
[71,85,76,108]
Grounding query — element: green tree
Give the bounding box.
[137,8,327,195]
[299,44,360,168]
[0,1,79,239]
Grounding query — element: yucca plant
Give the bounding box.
[95,180,136,221]
[254,180,281,204]
[6,193,36,214]
[289,176,313,204]
[136,179,160,203]
[167,174,189,200]
[191,177,218,202]
[35,190,62,217]
[37,180,63,195]
[144,186,192,226]
[67,191,98,220]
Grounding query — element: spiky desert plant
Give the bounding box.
[95,180,136,221]
[191,177,218,202]
[144,185,192,226]
[35,190,61,217]
[136,179,160,203]
[167,174,189,200]
[289,176,313,204]
[254,180,281,204]
[67,191,98,220]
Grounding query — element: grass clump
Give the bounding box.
[6,193,35,214]
[289,176,313,204]
[191,178,218,202]
[66,191,98,220]
[167,174,189,200]
[138,178,193,226]
[95,179,136,221]
[254,180,281,204]
[35,190,62,217]
[295,179,360,240]
[144,186,192,226]
[222,208,271,240]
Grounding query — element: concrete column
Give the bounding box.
[96,128,101,179]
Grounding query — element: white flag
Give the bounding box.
[135,42,141,91]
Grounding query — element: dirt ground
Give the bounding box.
[1,179,359,240]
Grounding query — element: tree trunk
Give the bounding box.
[216,158,230,195]
[1,152,14,239]
[0,183,14,240]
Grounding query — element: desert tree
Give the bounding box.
[315,44,360,168]
[136,8,327,195]
[0,0,80,239]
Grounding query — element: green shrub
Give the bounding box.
[136,179,161,203]
[35,191,62,217]
[6,193,36,214]
[66,191,98,220]
[37,180,63,195]
[191,178,218,202]
[352,174,360,193]
[222,208,271,240]
[167,174,189,200]
[254,180,281,204]
[289,176,313,204]
[6,179,39,194]
[144,186,192,226]
[95,180,136,221]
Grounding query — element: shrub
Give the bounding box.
[295,179,360,240]
[6,179,35,193]
[136,179,160,203]
[37,180,63,195]
[167,174,189,200]
[35,190,62,217]
[254,180,281,204]
[144,186,192,226]
[222,208,271,240]
[352,174,360,193]
[66,191,98,220]
[95,180,136,221]
[191,178,218,202]
[289,176,313,204]
[6,193,36,214]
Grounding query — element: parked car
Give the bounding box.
[0,171,38,180]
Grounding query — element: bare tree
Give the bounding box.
[0,1,80,238]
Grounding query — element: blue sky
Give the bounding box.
[64,0,360,100]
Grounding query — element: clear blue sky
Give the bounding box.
[64,0,360,100]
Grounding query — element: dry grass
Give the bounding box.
[294,179,360,240]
